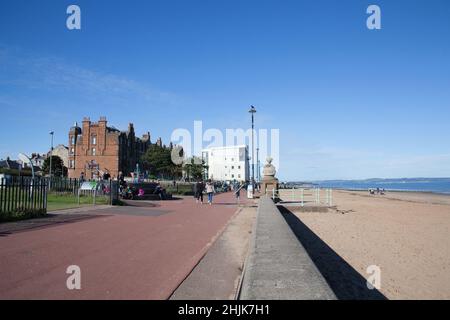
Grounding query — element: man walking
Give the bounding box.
[194,180,205,204]
[235,182,242,204]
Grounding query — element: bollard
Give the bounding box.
[301,188,304,207]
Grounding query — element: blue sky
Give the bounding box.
[1,0,449,180]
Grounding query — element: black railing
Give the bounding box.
[0,177,48,221]
[48,177,82,194]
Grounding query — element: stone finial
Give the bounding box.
[263,157,276,177]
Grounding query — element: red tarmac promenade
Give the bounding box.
[0,191,244,299]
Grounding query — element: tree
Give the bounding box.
[42,155,67,177]
[183,156,207,181]
[141,144,182,180]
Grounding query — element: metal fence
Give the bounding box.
[48,177,81,194]
[47,177,119,205]
[0,177,48,218]
[0,176,120,220]
[274,187,333,207]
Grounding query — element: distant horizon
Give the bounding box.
[285,177,450,194]
[287,177,450,183]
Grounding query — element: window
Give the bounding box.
[238,174,241,179]
[238,166,241,169]
[92,136,97,145]
[71,136,75,145]
[71,148,75,155]
[231,174,235,178]
[69,160,75,169]
[231,166,234,169]
[92,148,96,156]
[239,147,245,161]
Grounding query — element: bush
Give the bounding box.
[0,209,47,223]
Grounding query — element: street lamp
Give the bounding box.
[49,131,54,186]
[18,153,35,180]
[256,147,260,182]
[248,105,256,189]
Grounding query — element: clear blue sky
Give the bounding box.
[1,0,449,180]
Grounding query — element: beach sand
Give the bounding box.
[283,190,450,300]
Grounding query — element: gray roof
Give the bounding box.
[0,159,22,170]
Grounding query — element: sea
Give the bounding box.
[310,178,450,195]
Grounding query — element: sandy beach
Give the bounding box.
[283,190,450,300]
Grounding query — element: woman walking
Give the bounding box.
[205,180,215,205]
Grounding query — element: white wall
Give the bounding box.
[202,145,249,182]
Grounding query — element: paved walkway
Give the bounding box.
[0,192,244,299]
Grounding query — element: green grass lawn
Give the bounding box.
[47,193,110,212]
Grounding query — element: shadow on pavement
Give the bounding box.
[0,214,108,237]
[212,202,239,206]
[278,205,387,300]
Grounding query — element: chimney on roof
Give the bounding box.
[143,131,151,140]
[128,123,135,134]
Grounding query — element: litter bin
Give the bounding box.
[247,184,254,199]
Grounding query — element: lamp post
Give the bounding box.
[256,147,260,182]
[49,131,54,188]
[18,153,35,200]
[248,105,256,189]
[18,153,35,180]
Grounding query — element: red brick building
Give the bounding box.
[68,117,155,179]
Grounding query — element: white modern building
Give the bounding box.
[201,145,250,182]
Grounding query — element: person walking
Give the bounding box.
[79,172,85,184]
[235,182,241,204]
[205,180,215,205]
[195,180,205,204]
[193,181,198,203]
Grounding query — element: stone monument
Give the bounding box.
[261,157,279,195]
